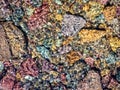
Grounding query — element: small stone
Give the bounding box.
[61,14,86,36]
[31,0,42,7]
[0,61,4,72]
[55,14,63,21]
[3,22,27,58]
[105,53,116,64]
[84,1,103,20]
[101,69,110,76]
[77,70,102,90]
[54,0,62,5]
[78,29,106,43]
[58,45,72,54]
[24,75,34,81]
[67,51,82,65]
[103,6,116,22]
[109,37,120,52]
[36,45,51,59]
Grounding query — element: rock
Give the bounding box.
[103,6,116,22]
[2,22,27,58]
[36,45,51,59]
[0,25,11,60]
[109,37,120,52]
[61,14,86,36]
[77,70,102,90]
[78,29,106,43]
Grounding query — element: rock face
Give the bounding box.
[0,25,11,60]
[77,70,103,90]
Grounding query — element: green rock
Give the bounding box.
[36,45,51,59]
[105,53,116,64]
[0,61,4,72]
[25,75,34,81]
[54,0,62,5]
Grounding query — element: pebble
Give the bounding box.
[0,61,4,72]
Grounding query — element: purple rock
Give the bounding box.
[61,14,86,36]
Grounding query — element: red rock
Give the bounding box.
[19,58,39,77]
[27,4,49,30]
[0,74,15,90]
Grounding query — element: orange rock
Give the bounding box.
[103,6,116,22]
[63,36,73,45]
[67,51,82,65]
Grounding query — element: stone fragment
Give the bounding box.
[0,61,4,72]
[105,53,116,64]
[0,74,15,90]
[54,0,62,5]
[103,6,116,22]
[0,0,11,21]
[61,14,86,36]
[36,45,51,59]
[83,1,103,20]
[0,25,11,60]
[2,22,27,58]
[58,45,72,54]
[109,37,120,52]
[27,3,49,30]
[84,57,95,67]
[77,70,102,90]
[67,51,82,65]
[78,29,106,43]
[108,78,119,89]
[19,58,39,77]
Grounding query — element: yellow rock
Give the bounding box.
[94,60,101,68]
[16,73,21,80]
[101,69,110,76]
[55,27,60,32]
[42,75,49,80]
[32,49,40,58]
[109,37,120,51]
[63,36,73,45]
[78,29,106,43]
[83,4,90,12]
[55,14,63,21]
[116,61,120,67]
[84,1,103,20]
[62,4,74,14]
[51,44,57,51]
[49,71,58,77]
